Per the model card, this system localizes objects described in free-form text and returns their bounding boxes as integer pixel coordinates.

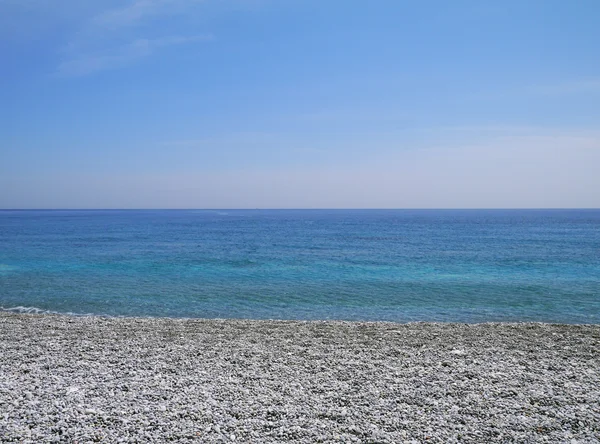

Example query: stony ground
[0,313,599,443]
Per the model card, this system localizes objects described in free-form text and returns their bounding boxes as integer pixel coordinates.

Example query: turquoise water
[1,209,599,323]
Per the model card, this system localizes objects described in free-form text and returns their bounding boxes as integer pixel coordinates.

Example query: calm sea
[0,210,599,323]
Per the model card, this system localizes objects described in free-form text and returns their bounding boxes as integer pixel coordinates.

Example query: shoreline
[1,313,599,442]
[2,307,598,326]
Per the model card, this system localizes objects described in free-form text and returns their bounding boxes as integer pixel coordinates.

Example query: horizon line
[1,208,599,211]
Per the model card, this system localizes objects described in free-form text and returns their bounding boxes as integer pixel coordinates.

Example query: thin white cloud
[51,0,214,76]
[57,34,212,76]
[92,0,203,29]
[467,78,600,102]
[530,79,600,96]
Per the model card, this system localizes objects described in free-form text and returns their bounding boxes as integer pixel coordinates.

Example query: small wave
[0,306,214,321]
[0,306,94,317]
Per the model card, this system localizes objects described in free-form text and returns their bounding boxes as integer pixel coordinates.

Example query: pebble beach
[1,313,599,443]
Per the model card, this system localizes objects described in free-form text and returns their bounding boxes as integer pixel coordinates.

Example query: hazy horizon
[2,208,599,211]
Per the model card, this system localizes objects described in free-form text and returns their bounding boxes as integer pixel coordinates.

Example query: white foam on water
[0,306,94,317]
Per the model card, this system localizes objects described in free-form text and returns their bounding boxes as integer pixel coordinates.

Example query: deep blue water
[1,209,599,323]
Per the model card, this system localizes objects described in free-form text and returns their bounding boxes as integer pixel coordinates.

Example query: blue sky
[1,0,599,208]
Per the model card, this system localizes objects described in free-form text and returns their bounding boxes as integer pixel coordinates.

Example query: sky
[1,0,599,209]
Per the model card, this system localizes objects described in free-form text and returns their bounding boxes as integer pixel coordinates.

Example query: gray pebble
[0,313,599,443]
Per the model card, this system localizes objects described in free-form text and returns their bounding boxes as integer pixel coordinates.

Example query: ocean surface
[1,209,599,323]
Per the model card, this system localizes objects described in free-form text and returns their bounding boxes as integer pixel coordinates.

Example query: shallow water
[1,209,599,323]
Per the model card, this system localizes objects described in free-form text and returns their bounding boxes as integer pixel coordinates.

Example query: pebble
[0,313,599,443]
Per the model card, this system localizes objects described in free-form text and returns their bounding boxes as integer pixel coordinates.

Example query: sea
[0,209,599,323]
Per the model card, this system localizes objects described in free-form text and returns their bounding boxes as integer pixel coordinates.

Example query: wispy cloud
[52,0,214,76]
[529,78,600,96]
[57,34,212,76]
[467,78,600,103]
[92,0,204,29]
